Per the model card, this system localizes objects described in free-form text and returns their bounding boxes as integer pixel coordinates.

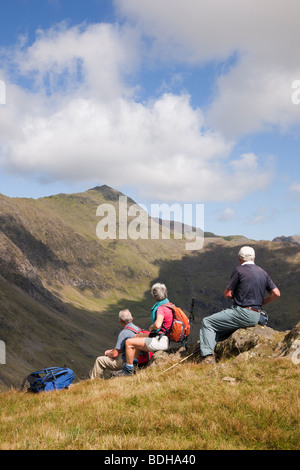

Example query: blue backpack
[21,367,75,393]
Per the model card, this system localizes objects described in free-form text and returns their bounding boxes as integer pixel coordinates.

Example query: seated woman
[121,283,173,376]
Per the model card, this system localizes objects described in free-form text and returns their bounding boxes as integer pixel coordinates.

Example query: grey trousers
[200,305,260,357]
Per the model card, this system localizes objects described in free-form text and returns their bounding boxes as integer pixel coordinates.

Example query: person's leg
[144,335,169,353]
[200,308,232,357]
[200,306,259,357]
[90,354,124,379]
[122,335,170,375]
[125,336,148,365]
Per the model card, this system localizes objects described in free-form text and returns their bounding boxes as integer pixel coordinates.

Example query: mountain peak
[88,185,137,204]
[88,185,125,202]
[272,235,300,245]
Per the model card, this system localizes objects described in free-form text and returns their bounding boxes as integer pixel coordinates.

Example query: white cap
[238,246,255,261]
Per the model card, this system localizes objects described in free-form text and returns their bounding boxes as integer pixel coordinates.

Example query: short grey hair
[238,246,255,262]
[151,283,168,301]
[119,309,133,323]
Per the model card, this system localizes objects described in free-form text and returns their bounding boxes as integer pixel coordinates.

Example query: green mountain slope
[0,186,299,390]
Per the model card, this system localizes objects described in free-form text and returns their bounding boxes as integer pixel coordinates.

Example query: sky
[0,0,300,241]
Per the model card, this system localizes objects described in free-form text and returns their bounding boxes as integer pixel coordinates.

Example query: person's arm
[224,268,239,300]
[224,288,233,299]
[105,348,120,358]
[149,314,164,332]
[262,287,280,306]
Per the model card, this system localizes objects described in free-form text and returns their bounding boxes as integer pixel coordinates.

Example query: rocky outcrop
[149,322,300,367]
[275,322,300,362]
[215,324,283,360]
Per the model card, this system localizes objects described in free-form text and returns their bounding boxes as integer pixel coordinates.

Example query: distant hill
[272,235,300,245]
[0,186,299,390]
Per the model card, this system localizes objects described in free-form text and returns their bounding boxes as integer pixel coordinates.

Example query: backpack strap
[155,302,175,336]
[163,302,175,310]
[124,326,142,334]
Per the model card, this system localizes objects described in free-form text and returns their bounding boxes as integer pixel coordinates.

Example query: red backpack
[125,326,153,366]
[164,303,190,342]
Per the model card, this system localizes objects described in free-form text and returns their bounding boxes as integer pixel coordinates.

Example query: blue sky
[0,0,300,241]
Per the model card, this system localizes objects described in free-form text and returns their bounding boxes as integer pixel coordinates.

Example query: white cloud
[208,58,300,138]
[1,86,274,202]
[248,206,278,226]
[11,21,140,101]
[249,208,267,225]
[216,207,235,222]
[116,0,300,138]
[289,183,300,197]
[117,0,299,65]
[0,19,274,203]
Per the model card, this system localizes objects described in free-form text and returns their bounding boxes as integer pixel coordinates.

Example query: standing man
[199,246,280,364]
[90,309,141,379]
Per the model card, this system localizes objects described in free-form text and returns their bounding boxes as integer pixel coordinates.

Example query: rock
[215,324,280,360]
[149,350,170,366]
[222,376,236,385]
[277,322,300,360]
[231,350,258,363]
[145,323,299,370]
[148,343,201,369]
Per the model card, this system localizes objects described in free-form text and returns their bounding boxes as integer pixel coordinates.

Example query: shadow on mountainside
[0,277,118,390]
[0,215,67,312]
[102,241,300,333]
[0,214,68,270]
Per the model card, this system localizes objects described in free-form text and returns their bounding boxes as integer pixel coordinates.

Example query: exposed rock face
[149,323,300,367]
[215,324,282,360]
[276,322,300,362]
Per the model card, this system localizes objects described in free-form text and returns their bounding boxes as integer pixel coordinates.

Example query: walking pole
[160,347,200,375]
[189,297,195,325]
[182,297,196,350]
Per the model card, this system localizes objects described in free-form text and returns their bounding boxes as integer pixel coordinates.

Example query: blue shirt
[115,322,141,361]
[227,263,277,309]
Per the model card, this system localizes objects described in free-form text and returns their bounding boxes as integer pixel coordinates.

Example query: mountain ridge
[272,234,300,245]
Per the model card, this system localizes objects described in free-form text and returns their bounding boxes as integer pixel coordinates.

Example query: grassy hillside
[0,357,299,450]
[0,186,299,391]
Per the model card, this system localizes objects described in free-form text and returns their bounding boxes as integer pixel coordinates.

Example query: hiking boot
[110,370,131,378]
[109,370,123,378]
[110,362,139,378]
[198,355,216,365]
[110,370,128,378]
[112,364,134,377]
[117,369,133,377]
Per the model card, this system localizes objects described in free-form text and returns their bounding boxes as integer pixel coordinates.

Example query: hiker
[89,309,141,379]
[120,283,173,376]
[199,246,280,364]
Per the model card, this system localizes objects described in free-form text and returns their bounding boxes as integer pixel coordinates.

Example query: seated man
[90,309,141,379]
[199,246,280,364]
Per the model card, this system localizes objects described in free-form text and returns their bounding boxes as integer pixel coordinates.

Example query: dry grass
[0,356,299,450]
